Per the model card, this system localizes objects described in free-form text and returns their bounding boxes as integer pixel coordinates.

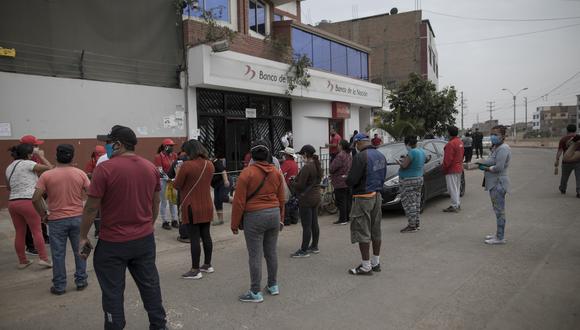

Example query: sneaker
[177,236,190,243]
[212,220,224,226]
[181,269,202,279]
[307,247,320,254]
[265,285,279,296]
[348,265,373,275]
[17,260,33,269]
[38,259,53,268]
[291,249,310,258]
[200,264,214,273]
[485,237,506,245]
[333,220,345,225]
[443,206,460,213]
[171,220,179,228]
[400,225,419,233]
[162,222,171,230]
[371,264,381,272]
[416,225,421,231]
[25,248,39,256]
[577,193,580,199]
[559,189,565,194]
[485,234,496,240]
[76,281,88,291]
[50,287,65,296]
[239,290,264,303]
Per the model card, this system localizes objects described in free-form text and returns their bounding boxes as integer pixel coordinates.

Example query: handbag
[165,180,177,205]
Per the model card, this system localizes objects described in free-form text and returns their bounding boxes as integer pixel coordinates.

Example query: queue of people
[5,122,547,329]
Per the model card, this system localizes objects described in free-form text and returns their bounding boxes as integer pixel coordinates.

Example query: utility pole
[487,101,495,134]
[460,92,464,131]
[524,96,528,134]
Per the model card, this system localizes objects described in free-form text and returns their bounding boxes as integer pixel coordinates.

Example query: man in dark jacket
[346,133,387,275]
[473,128,484,159]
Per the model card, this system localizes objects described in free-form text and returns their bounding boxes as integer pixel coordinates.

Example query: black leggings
[188,223,213,269]
[299,206,319,251]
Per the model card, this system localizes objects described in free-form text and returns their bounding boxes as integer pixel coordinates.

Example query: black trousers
[474,144,483,158]
[299,206,319,251]
[94,234,166,330]
[26,223,49,248]
[464,147,473,163]
[188,223,212,269]
[334,188,352,223]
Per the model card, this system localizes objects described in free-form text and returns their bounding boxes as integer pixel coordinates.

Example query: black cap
[97,125,138,146]
[297,144,316,155]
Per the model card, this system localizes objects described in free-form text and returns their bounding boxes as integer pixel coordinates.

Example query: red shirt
[154,152,178,173]
[36,167,90,220]
[329,133,342,154]
[371,137,382,146]
[88,154,160,242]
[442,137,465,174]
[280,158,299,185]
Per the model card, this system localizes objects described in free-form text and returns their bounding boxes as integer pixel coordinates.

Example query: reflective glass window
[292,28,313,61]
[347,48,361,79]
[361,52,368,80]
[249,0,266,35]
[185,0,230,22]
[274,14,283,22]
[312,35,331,71]
[331,42,347,75]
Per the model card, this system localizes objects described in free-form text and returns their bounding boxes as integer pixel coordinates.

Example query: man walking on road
[473,128,484,159]
[33,144,90,295]
[346,133,387,275]
[555,124,580,198]
[442,126,464,213]
[79,125,167,330]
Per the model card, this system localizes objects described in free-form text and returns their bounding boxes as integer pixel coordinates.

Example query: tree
[376,73,458,139]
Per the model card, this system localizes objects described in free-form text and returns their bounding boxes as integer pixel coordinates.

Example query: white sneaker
[485,237,506,245]
[38,259,53,268]
[485,234,495,240]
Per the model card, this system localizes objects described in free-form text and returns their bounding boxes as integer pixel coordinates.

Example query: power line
[528,70,580,103]
[438,22,580,45]
[423,9,580,22]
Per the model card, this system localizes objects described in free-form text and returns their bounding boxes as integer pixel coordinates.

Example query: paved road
[0,148,579,330]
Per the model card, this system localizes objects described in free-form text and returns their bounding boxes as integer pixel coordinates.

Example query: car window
[378,144,407,163]
[433,141,445,155]
[422,142,439,158]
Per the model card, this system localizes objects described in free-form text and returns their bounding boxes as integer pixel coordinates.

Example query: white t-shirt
[5,160,38,200]
[96,154,109,166]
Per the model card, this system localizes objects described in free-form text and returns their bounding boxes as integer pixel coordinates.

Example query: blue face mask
[105,143,115,158]
[490,135,501,145]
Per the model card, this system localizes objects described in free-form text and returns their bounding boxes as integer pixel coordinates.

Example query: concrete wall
[0,72,186,139]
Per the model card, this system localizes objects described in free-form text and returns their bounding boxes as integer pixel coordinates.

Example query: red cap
[95,145,106,154]
[162,138,175,146]
[20,135,44,145]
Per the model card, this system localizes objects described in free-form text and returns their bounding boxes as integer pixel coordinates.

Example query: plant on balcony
[285,55,312,96]
[263,34,292,61]
[175,0,236,44]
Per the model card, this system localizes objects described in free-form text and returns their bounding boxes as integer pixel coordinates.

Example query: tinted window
[274,14,283,22]
[378,144,407,163]
[422,143,438,158]
[361,53,368,80]
[432,141,445,155]
[249,0,266,35]
[292,28,313,61]
[347,48,361,79]
[331,42,347,75]
[186,0,230,22]
[312,35,331,71]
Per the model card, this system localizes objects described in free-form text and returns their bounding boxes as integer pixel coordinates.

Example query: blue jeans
[159,179,177,222]
[47,216,87,291]
[489,185,507,240]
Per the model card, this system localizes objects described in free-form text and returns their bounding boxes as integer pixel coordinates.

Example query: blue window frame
[249,0,266,35]
[185,0,230,23]
[290,27,368,80]
[312,35,331,71]
[331,42,347,76]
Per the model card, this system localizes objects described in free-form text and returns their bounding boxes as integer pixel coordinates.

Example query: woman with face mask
[476,125,512,245]
[397,135,428,233]
[154,139,179,230]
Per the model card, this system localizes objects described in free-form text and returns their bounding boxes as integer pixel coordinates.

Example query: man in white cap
[280,147,299,225]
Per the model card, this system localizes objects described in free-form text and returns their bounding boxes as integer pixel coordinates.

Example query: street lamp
[502,87,528,142]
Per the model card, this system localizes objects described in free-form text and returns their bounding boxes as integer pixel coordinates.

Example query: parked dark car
[377,139,465,211]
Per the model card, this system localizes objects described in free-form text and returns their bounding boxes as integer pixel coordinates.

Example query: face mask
[490,135,501,145]
[165,147,173,154]
[33,146,39,153]
[105,143,115,158]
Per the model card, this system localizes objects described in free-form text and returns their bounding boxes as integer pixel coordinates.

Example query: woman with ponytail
[291,145,322,258]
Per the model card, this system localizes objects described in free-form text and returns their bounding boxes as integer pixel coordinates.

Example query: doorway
[225,118,251,172]
[328,119,345,140]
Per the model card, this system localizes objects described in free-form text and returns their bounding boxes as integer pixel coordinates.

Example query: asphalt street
[0,148,579,330]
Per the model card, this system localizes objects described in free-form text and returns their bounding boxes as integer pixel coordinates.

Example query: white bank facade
[186,44,383,170]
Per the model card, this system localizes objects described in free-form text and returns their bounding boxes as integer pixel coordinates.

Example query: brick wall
[183,19,291,63]
[318,11,423,88]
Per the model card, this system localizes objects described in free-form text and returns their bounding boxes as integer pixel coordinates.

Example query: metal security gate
[197,88,292,172]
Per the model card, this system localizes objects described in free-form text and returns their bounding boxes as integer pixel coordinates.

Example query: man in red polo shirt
[79,125,166,330]
[442,126,464,212]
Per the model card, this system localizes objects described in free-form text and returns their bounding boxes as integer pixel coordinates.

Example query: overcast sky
[301,0,580,129]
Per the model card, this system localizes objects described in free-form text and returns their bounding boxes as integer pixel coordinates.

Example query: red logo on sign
[244,65,256,80]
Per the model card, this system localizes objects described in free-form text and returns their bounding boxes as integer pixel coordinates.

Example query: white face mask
[33,147,39,153]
